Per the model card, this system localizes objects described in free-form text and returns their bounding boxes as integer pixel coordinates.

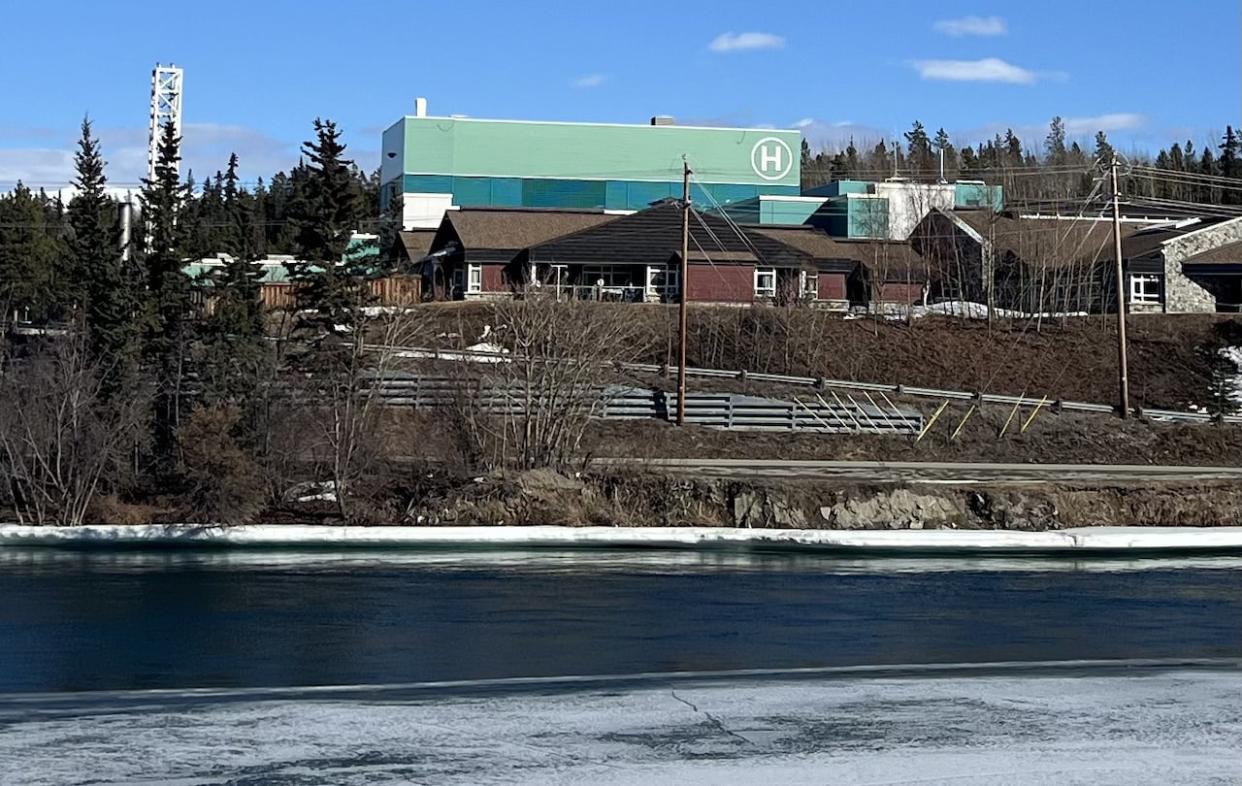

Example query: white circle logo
[751,137,794,181]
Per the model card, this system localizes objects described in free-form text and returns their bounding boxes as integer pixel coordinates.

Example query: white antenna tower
[147,63,184,183]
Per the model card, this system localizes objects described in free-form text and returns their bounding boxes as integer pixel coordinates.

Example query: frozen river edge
[3,524,1242,552]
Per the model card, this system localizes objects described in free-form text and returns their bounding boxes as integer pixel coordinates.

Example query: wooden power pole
[677,158,691,426]
[1110,155,1131,418]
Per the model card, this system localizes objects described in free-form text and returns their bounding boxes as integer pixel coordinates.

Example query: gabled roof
[943,210,1140,268]
[749,226,878,272]
[826,239,927,281]
[530,202,794,267]
[434,207,615,262]
[398,229,436,261]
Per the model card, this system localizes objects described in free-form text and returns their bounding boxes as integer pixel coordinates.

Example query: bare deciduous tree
[451,297,652,472]
[291,302,428,521]
[0,334,142,525]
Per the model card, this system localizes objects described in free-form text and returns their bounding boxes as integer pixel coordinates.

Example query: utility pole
[677,158,691,426]
[1110,155,1131,418]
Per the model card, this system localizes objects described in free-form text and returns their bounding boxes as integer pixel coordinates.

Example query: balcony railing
[538,284,676,303]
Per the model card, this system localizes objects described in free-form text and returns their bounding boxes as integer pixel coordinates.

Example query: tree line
[800,117,1242,207]
[0,117,406,526]
[0,122,384,325]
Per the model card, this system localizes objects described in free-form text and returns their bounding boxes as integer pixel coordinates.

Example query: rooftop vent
[650,115,676,126]
[414,97,428,118]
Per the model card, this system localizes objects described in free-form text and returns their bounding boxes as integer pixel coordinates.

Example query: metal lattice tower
[147,63,184,183]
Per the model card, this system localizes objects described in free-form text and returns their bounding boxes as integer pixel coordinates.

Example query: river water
[0,548,1239,784]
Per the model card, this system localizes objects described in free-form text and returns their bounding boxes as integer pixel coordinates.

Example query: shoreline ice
[2,524,1242,553]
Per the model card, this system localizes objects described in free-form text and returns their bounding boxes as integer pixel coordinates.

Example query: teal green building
[381,105,801,228]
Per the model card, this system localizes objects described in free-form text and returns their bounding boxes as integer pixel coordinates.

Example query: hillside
[416,303,1242,412]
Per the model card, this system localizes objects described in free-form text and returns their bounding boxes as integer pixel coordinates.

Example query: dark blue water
[0,549,1239,693]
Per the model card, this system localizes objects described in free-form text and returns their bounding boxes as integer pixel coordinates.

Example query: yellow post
[1020,396,1050,434]
[949,404,977,442]
[998,394,1025,439]
[916,400,949,443]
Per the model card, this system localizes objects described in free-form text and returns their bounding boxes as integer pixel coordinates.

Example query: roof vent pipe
[415,97,428,118]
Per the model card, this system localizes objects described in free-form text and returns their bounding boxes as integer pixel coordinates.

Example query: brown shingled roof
[443,208,615,255]
[398,229,436,260]
[950,211,1135,267]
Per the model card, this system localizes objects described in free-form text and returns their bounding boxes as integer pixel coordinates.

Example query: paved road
[598,459,1242,484]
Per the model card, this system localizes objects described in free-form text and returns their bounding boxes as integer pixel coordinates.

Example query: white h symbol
[751,137,793,181]
[758,144,783,173]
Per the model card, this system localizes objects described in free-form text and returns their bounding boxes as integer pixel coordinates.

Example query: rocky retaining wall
[404,470,1242,530]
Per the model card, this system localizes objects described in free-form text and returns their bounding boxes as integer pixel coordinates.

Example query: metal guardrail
[375,345,1242,425]
[364,375,923,435]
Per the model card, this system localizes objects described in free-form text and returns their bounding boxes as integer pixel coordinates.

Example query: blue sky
[0,0,1237,188]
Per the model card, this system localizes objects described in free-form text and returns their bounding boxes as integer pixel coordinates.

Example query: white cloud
[933,16,1007,37]
[572,73,607,88]
[792,118,815,128]
[0,148,75,187]
[1064,113,1145,134]
[794,120,892,150]
[911,57,1037,84]
[0,122,320,189]
[708,32,785,53]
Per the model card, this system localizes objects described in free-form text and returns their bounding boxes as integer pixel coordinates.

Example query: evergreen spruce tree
[139,121,193,467]
[287,118,369,333]
[959,146,979,176]
[903,120,934,180]
[1200,148,1220,203]
[1003,130,1023,167]
[1184,141,1199,200]
[844,138,860,178]
[376,181,406,275]
[200,152,270,413]
[933,127,957,180]
[866,139,892,177]
[1093,131,1115,165]
[1219,127,1240,204]
[68,118,138,394]
[0,183,61,322]
[1044,117,1068,165]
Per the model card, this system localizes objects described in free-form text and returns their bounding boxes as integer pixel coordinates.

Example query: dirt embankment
[396,469,1241,531]
[417,302,1242,411]
[578,413,1242,467]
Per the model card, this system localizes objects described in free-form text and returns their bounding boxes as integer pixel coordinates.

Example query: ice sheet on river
[3,524,1242,553]
[2,668,1239,785]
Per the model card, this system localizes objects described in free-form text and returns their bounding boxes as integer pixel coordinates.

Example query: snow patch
[1219,346,1242,408]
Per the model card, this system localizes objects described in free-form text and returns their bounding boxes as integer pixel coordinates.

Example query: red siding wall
[877,282,924,304]
[482,263,507,292]
[688,262,754,304]
[817,273,847,301]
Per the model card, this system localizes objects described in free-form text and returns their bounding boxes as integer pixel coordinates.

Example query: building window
[647,265,679,297]
[754,267,777,298]
[582,266,633,287]
[467,263,482,293]
[1130,274,1161,304]
[800,270,819,299]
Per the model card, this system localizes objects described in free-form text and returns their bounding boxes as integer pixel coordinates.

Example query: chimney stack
[415,97,428,118]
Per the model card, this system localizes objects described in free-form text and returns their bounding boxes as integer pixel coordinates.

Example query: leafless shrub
[290,307,429,521]
[450,297,654,471]
[0,335,142,525]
